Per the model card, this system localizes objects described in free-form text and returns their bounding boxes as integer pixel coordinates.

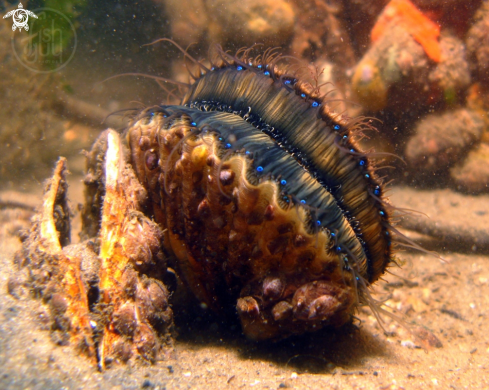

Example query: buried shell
[120,44,395,341]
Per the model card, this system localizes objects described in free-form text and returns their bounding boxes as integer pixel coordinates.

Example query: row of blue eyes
[187,82,382,218]
[151,98,387,244]
[204,136,385,228]
[233,64,328,111]
[157,122,379,197]
[195,127,379,193]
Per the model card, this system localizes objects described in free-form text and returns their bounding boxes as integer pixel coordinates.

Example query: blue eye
[336,246,342,252]
[300,200,306,204]
[237,66,243,71]
[316,220,321,226]
[374,188,380,195]
[245,150,251,155]
[301,93,306,98]
[379,211,385,216]
[280,179,287,185]
[225,143,232,149]
[343,135,348,139]
[284,80,291,85]
[331,232,335,237]
[191,122,197,126]
[150,112,155,117]
[334,125,341,130]
[312,101,319,107]
[257,64,262,69]
[365,174,370,178]
[264,71,270,76]
[218,137,223,141]
[359,160,365,166]
[256,166,264,172]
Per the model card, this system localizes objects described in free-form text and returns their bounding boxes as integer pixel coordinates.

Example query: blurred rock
[467,1,489,86]
[349,0,475,114]
[290,0,356,85]
[428,34,471,105]
[158,0,208,48]
[352,23,429,112]
[371,0,441,62]
[466,83,489,142]
[405,109,484,172]
[206,0,295,48]
[450,143,489,193]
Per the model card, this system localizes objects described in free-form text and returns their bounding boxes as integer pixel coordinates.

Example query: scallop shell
[124,46,393,340]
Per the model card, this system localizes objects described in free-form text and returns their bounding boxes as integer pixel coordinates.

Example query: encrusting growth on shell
[14,158,96,358]
[14,131,174,367]
[96,130,172,368]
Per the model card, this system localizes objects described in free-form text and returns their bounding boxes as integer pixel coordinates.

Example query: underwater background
[0,0,489,389]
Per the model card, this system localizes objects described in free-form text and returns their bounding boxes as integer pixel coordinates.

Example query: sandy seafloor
[0,171,488,389]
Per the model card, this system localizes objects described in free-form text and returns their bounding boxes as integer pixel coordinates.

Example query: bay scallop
[122,44,395,340]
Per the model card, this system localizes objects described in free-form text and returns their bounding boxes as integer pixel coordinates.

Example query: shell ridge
[159,106,369,277]
[183,87,388,282]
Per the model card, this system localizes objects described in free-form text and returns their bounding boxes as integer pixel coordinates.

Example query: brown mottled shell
[125,50,392,340]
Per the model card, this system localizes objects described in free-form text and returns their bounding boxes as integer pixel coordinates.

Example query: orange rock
[371,0,441,62]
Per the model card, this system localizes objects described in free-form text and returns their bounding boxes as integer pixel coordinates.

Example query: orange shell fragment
[371,0,441,62]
